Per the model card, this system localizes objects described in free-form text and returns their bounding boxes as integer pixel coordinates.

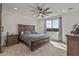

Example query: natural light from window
[46,20,52,28]
[53,19,59,28]
[46,18,59,29]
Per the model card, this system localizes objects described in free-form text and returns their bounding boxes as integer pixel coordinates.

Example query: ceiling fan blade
[43,12,52,15]
[45,12,52,13]
[43,8,50,12]
[45,14,49,16]
[36,3,42,11]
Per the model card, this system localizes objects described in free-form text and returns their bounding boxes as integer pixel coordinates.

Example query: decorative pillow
[24,31,31,34]
[31,31,38,34]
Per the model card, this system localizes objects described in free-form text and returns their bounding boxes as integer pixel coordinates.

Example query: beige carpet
[50,41,67,50]
[0,41,67,56]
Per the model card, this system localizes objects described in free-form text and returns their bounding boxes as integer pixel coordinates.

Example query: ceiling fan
[30,3,52,17]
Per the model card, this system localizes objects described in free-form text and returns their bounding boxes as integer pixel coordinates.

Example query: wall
[62,10,79,43]
[2,6,79,45]
[38,10,79,43]
[47,32,59,41]
[1,9,39,46]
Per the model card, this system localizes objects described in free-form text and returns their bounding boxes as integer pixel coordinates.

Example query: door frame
[0,3,2,53]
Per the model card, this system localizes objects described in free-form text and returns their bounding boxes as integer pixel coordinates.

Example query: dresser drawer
[66,34,79,56]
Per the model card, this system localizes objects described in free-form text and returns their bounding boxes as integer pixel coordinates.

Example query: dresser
[66,34,79,56]
[6,34,19,46]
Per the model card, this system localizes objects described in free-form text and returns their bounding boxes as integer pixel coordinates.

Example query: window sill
[46,28,59,32]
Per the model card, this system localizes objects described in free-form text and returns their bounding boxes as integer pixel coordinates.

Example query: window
[53,18,59,29]
[46,18,59,31]
[46,20,53,28]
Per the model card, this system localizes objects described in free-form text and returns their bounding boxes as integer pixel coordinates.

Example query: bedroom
[0,3,79,56]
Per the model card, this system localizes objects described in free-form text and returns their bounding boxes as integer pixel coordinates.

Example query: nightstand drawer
[6,34,19,46]
[8,36,18,39]
[7,39,18,43]
[8,37,18,40]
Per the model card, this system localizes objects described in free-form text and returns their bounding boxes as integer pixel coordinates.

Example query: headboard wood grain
[18,24,35,35]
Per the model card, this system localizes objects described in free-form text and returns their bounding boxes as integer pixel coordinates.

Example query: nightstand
[5,34,19,47]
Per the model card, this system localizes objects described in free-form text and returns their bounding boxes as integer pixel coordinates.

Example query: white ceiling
[2,3,79,18]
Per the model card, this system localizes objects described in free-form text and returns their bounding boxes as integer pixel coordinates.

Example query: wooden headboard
[18,24,35,35]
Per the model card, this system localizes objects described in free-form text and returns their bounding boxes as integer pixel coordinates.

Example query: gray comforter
[21,33,49,46]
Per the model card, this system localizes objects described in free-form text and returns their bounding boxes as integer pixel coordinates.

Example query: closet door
[0,4,2,53]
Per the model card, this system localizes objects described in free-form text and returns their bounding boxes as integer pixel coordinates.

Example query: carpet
[0,41,67,56]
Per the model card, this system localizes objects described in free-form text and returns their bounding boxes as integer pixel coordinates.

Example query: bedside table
[5,34,19,47]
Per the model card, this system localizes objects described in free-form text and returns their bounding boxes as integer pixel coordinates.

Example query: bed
[18,24,49,51]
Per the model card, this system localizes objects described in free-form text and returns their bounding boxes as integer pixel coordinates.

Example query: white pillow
[21,31,24,35]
